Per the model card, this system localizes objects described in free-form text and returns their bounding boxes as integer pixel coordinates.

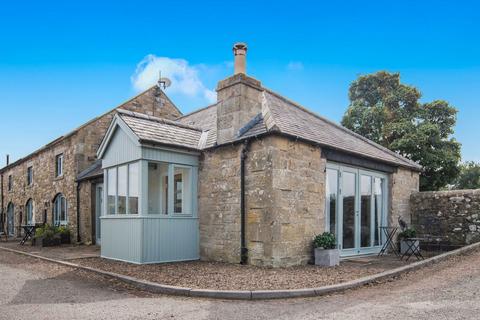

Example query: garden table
[400,237,425,261]
[378,226,399,257]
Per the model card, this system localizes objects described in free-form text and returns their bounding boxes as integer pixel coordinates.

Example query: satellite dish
[157,70,172,90]
[158,77,172,89]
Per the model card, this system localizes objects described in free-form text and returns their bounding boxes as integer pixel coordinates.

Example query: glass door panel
[326,169,338,239]
[373,177,384,246]
[342,171,356,250]
[360,175,372,248]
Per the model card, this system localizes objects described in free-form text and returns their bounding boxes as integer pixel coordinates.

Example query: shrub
[398,228,416,239]
[313,232,337,249]
[57,226,70,235]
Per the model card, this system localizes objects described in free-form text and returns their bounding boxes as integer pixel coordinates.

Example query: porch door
[326,163,387,256]
[95,184,103,244]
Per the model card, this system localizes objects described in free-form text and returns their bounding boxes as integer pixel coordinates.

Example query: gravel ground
[74,257,392,290]
[2,247,480,319]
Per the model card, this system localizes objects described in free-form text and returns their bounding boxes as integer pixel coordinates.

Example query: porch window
[148,162,169,214]
[53,194,68,225]
[107,168,116,215]
[174,166,192,214]
[106,162,139,215]
[148,162,193,215]
[117,165,127,214]
[128,163,139,214]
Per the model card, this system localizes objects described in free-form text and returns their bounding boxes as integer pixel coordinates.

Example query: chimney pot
[233,42,247,75]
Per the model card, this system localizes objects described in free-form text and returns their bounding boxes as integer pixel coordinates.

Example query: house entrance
[326,163,388,256]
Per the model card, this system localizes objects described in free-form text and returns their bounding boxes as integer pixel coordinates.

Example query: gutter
[240,139,250,264]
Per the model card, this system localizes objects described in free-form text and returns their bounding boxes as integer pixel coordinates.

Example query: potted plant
[313,232,340,267]
[398,228,419,254]
[34,224,61,247]
[57,225,71,244]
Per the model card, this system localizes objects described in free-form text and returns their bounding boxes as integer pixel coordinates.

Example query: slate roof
[77,159,103,181]
[177,88,421,170]
[117,109,206,151]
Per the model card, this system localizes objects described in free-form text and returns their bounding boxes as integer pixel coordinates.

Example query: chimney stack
[233,42,247,75]
[6,155,9,166]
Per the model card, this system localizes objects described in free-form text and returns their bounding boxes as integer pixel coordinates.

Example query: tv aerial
[157,71,172,90]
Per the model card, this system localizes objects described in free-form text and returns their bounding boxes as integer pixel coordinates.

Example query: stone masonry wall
[246,136,325,267]
[411,189,480,245]
[198,144,242,263]
[0,86,182,241]
[390,167,420,227]
[198,135,325,267]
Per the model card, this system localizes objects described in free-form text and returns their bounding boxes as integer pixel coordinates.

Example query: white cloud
[286,61,304,71]
[131,54,217,103]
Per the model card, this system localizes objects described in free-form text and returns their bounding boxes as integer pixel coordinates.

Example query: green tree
[454,162,480,190]
[341,71,461,191]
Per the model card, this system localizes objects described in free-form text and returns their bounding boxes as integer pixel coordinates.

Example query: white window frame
[106,161,140,215]
[25,199,34,225]
[55,154,64,177]
[53,194,68,226]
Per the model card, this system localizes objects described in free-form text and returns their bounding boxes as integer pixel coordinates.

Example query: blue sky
[0,0,479,163]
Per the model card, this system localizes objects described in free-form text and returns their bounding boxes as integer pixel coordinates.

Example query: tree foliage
[454,162,480,190]
[341,71,461,191]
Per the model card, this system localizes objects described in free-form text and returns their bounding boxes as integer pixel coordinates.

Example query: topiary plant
[313,232,337,250]
[398,228,416,240]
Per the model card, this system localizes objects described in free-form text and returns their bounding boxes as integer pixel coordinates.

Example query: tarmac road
[1,248,479,320]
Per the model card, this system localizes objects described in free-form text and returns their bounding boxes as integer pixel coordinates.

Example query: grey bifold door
[325,163,388,256]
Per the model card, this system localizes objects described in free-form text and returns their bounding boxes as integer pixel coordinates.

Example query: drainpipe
[240,140,250,264]
[1,172,3,232]
[76,182,81,243]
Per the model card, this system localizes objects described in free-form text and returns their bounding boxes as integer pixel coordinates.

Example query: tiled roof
[118,109,205,151]
[77,159,103,181]
[178,104,218,148]
[176,89,421,170]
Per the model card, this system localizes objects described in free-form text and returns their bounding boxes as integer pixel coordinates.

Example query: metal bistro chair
[378,226,399,257]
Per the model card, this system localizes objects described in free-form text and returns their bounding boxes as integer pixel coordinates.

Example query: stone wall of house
[246,136,325,267]
[0,86,181,241]
[198,135,325,267]
[390,167,420,227]
[198,144,242,263]
[410,189,480,245]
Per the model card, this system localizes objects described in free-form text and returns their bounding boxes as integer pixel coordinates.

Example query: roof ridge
[176,102,218,120]
[117,109,204,132]
[263,88,421,169]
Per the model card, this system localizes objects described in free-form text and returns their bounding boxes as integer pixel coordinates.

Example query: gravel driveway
[1,248,480,320]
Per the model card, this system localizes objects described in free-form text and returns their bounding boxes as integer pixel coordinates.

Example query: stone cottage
[0,86,182,243]
[96,43,421,267]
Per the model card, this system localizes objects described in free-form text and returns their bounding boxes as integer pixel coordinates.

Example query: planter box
[314,248,340,267]
[34,236,61,247]
[60,233,71,244]
[400,239,420,255]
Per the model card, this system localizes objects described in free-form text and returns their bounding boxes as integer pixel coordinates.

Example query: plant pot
[314,248,340,267]
[400,239,420,254]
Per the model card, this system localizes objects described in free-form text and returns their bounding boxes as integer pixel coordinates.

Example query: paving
[1,247,480,319]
